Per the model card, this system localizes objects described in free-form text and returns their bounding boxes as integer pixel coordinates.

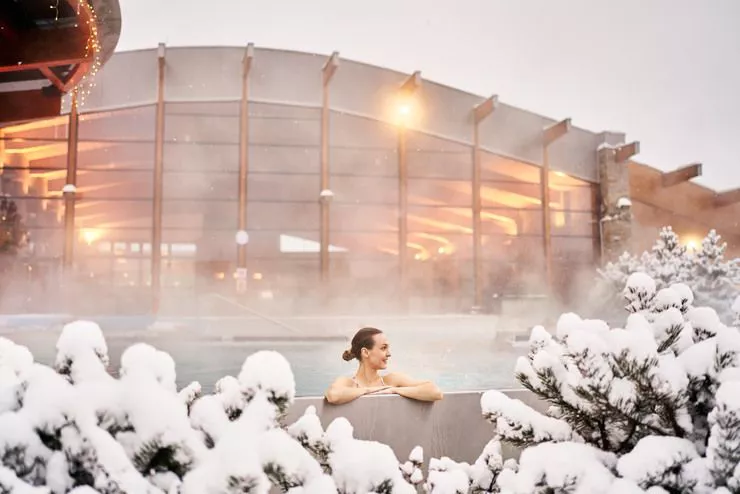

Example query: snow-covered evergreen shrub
[600,227,740,322]
[464,272,740,493]
[0,320,419,494]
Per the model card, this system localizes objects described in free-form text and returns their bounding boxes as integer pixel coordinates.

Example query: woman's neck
[356,362,380,385]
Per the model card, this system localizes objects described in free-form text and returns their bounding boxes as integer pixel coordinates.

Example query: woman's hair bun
[342,348,354,361]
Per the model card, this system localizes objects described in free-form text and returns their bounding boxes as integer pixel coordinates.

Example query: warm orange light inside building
[684,237,701,251]
[388,94,420,127]
[80,229,102,245]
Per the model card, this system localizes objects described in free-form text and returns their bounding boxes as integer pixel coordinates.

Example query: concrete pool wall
[285,388,543,466]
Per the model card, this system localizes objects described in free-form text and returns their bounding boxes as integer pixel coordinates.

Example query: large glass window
[1,118,71,313]
[547,170,599,304]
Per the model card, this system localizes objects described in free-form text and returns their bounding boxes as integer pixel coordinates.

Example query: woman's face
[362,333,391,370]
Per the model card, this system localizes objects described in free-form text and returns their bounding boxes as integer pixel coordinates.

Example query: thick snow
[287,405,326,449]
[481,390,575,443]
[671,283,694,307]
[409,445,423,464]
[55,320,108,370]
[626,272,657,295]
[617,436,700,487]
[654,287,682,312]
[425,468,469,493]
[497,442,625,493]
[651,308,693,352]
[0,337,33,376]
[687,307,723,340]
[119,342,177,392]
[706,381,740,485]
[326,418,414,493]
[238,350,296,406]
[678,338,718,379]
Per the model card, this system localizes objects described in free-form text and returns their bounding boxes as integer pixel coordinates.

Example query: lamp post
[237,44,254,285]
[471,95,497,311]
[320,52,339,288]
[541,118,571,292]
[396,71,421,308]
[235,229,249,294]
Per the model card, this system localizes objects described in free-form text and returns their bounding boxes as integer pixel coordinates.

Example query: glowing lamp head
[235,230,249,246]
[81,229,100,245]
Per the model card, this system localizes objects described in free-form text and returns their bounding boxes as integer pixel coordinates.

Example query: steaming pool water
[4,329,526,396]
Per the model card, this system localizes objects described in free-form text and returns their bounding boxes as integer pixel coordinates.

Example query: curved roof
[60,45,626,183]
[0,0,121,123]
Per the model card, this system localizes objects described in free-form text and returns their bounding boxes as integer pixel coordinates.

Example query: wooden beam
[473,95,498,123]
[322,51,339,85]
[62,92,79,270]
[237,42,253,278]
[544,118,571,145]
[243,43,254,74]
[39,67,66,92]
[60,61,92,92]
[661,163,702,188]
[320,50,338,285]
[400,70,421,94]
[615,141,640,163]
[472,95,496,309]
[715,188,740,209]
[151,43,166,314]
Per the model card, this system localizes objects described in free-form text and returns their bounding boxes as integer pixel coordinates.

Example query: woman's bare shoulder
[329,375,355,387]
[384,372,433,387]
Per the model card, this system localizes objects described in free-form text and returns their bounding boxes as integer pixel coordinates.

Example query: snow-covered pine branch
[489,273,740,493]
[600,227,740,323]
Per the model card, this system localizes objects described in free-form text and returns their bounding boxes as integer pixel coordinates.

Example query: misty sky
[116,0,740,191]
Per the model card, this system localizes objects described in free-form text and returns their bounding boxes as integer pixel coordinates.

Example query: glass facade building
[0,46,620,316]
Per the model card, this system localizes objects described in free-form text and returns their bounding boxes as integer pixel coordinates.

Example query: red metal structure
[0,0,121,123]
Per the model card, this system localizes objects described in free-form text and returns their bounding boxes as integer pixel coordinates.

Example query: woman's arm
[324,377,390,405]
[384,373,444,402]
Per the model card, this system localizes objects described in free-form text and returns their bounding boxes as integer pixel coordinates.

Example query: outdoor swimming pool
[4,324,526,396]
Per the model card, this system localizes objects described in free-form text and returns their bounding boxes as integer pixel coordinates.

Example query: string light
[50,0,60,21]
[48,0,102,108]
[74,0,103,108]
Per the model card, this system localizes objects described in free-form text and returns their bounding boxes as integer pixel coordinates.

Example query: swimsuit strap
[352,375,386,387]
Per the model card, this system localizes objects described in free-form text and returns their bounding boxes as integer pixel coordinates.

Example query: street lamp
[235,230,249,246]
[235,230,249,294]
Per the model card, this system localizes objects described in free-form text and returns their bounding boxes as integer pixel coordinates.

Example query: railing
[284,389,543,466]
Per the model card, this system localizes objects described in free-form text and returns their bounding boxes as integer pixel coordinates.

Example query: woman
[324,327,443,405]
